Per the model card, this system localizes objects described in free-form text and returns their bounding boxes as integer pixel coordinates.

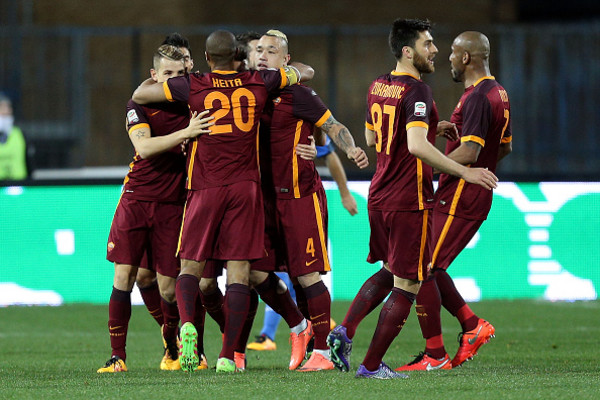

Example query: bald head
[453,31,490,60]
[205,30,237,66]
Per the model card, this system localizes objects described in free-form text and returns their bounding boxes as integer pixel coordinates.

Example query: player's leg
[296,272,333,371]
[193,292,208,369]
[217,260,252,372]
[136,260,163,327]
[152,273,179,371]
[357,210,429,377]
[199,274,225,334]
[429,211,494,367]
[329,209,390,372]
[98,262,137,373]
[176,258,206,372]
[233,288,258,371]
[250,270,309,369]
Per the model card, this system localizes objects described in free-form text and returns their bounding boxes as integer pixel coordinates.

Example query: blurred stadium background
[1,0,599,305]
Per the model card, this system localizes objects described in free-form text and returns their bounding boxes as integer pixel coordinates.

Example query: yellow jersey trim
[315,110,332,128]
[418,209,429,281]
[128,123,150,134]
[501,135,512,144]
[292,121,303,198]
[461,135,485,147]
[312,192,331,272]
[407,121,428,130]
[365,121,374,131]
[472,76,495,87]
[391,71,420,80]
[163,81,174,102]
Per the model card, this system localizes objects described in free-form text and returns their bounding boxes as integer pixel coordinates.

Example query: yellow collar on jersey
[391,71,420,80]
[472,76,495,87]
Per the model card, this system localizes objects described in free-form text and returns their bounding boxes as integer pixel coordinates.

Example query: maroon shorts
[367,208,431,281]
[429,209,483,270]
[178,181,265,262]
[277,187,330,278]
[107,197,183,278]
[251,193,286,272]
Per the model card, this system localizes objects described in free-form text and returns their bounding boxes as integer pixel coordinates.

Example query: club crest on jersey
[127,109,139,124]
[414,102,426,117]
[273,97,281,105]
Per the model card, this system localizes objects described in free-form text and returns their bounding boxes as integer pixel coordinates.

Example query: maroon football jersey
[165,68,287,190]
[435,76,512,220]
[260,84,330,199]
[366,72,438,211]
[123,99,189,202]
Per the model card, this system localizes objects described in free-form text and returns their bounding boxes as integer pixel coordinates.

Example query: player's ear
[284,53,291,65]
[402,46,413,60]
[150,69,158,82]
[463,51,471,65]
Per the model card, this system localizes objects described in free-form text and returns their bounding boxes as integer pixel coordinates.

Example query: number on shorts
[306,237,315,258]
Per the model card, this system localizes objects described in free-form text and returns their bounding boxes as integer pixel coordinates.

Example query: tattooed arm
[319,114,369,169]
[129,111,213,159]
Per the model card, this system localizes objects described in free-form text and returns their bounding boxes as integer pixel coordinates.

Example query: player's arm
[319,114,368,169]
[325,151,358,216]
[406,125,498,190]
[497,141,512,162]
[437,120,459,141]
[446,140,482,165]
[365,126,376,147]
[132,78,170,104]
[286,62,314,84]
[129,111,213,159]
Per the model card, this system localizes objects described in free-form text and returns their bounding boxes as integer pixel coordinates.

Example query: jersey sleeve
[460,92,491,147]
[292,86,331,127]
[259,68,287,94]
[126,100,149,134]
[403,82,434,131]
[164,75,191,102]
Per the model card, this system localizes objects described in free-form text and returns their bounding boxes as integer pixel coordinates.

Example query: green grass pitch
[1,300,599,399]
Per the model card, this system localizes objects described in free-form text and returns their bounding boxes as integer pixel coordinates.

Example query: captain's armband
[283,65,301,86]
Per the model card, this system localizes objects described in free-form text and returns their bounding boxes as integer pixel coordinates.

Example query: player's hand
[184,110,214,139]
[341,193,358,216]
[437,120,459,141]
[296,135,317,160]
[462,167,498,190]
[348,147,369,169]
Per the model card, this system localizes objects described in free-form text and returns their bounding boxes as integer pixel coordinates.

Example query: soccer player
[327,19,498,379]
[396,31,511,371]
[98,44,214,373]
[132,30,314,372]
[132,32,196,338]
[250,29,368,372]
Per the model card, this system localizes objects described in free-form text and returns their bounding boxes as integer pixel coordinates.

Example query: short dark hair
[235,31,261,62]
[389,18,432,60]
[162,32,191,56]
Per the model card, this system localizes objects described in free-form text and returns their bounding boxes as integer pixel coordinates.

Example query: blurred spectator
[0,93,27,180]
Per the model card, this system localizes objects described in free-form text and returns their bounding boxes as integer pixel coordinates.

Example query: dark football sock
[108,287,131,361]
[303,281,331,350]
[236,289,259,353]
[175,274,199,325]
[200,287,226,333]
[416,275,446,357]
[219,283,251,360]
[139,281,164,327]
[255,273,303,328]
[342,267,393,339]
[434,269,478,331]
[362,287,415,371]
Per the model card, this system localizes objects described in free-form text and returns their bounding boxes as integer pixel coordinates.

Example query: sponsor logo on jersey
[414,102,426,117]
[127,109,139,124]
[107,242,115,252]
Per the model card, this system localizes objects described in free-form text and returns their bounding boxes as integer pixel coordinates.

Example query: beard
[413,51,434,74]
[451,66,463,82]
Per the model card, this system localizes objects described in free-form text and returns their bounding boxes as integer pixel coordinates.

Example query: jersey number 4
[204,88,257,135]
[371,103,396,155]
